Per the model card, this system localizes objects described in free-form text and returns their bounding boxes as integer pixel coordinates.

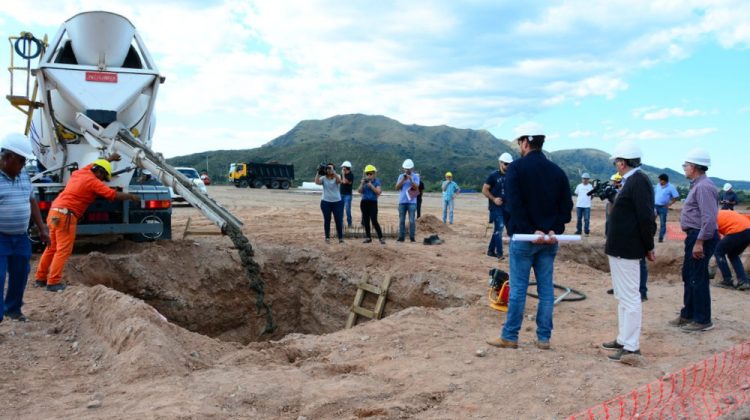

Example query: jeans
[416,195,423,219]
[655,205,668,241]
[680,229,718,324]
[342,194,353,227]
[398,203,417,240]
[501,240,559,343]
[442,199,455,224]
[639,258,648,298]
[487,211,504,256]
[0,233,32,320]
[575,207,590,234]
[320,200,344,239]
[714,229,750,285]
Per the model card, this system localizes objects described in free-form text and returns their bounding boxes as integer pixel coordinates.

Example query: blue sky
[1,1,748,180]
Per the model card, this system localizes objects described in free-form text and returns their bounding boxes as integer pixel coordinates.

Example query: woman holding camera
[358,164,385,244]
[315,163,344,243]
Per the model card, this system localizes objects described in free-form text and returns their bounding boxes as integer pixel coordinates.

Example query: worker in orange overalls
[34,154,140,292]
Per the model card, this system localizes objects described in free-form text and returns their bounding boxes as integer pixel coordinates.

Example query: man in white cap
[671,148,718,332]
[719,183,737,210]
[601,141,656,363]
[482,152,513,259]
[395,159,420,242]
[0,133,50,322]
[574,173,594,236]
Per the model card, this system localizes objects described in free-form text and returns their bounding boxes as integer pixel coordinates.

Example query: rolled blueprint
[511,234,581,243]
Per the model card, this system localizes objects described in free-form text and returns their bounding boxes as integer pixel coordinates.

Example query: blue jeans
[680,229,718,324]
[487,211,504,256]
[639,258,648,298]
[342,194,353,227]
[714,229,750,285]
[0,233,32,320]
[655,205,668,241]
[398,203,416,240]
[501,240,559,343]
[320,200,344,239]
[442,199,455,224]
[576,207,590,234]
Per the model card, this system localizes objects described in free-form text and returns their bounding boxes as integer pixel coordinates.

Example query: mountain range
[167,114,748,194]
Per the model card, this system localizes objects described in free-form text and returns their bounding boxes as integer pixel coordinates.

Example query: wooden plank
[351,305,376,319]
[182,216,192,240]
[345,288,365,328]
[373,275,392,319]
[358,282,381,295]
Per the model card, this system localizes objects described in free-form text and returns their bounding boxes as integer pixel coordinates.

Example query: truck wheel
[271,180,280,189]
[239,180,249,188]
[281,181,290,189]
[253,180,264,189]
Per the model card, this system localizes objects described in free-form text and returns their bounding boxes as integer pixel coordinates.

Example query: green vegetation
[167,114,748,194]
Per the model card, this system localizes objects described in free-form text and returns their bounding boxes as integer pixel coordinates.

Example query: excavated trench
[66,240,469,344]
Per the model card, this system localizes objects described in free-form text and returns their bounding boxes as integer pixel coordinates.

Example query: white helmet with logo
[610,141,642,160]
[1,133,34,159]
[498,152,513,163]
[341,161,352,168]
[402,159,414,169]
[685,148,711,168]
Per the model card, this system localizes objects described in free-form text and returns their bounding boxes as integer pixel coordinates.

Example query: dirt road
[1,186,748,418]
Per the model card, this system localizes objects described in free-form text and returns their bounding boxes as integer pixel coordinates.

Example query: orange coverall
[35,164,116,286]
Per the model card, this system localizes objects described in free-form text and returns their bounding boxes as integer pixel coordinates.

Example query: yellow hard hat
[364,164,377,173]
[610,173,623,182]
[445,171,453,177]
[92,159,112,180]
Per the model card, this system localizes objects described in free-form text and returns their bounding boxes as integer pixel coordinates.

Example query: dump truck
[229,162,294,189]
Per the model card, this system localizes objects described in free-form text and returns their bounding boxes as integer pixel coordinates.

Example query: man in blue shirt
[719,183,738,210]
[482,153,513,259]
[441,172,460,224]
[486,135,572,350]
[654,173,680,243]
[0,134,49,322]
[395,159,420,242]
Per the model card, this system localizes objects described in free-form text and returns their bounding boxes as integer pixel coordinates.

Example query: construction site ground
[1,186,749,419]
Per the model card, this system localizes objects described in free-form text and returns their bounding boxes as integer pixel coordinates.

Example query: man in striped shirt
[0,134,49,322]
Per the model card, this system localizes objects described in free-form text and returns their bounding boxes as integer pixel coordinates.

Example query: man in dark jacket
[486,134,572,350]
[601,141,656,363]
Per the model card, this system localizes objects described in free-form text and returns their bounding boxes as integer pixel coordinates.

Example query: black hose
[15,34,42,59]
[527,282,587,302]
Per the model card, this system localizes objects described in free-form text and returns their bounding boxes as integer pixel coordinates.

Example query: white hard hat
[685,148,711,168]
[723,183,732,191]
[498,152,513,163]
[581,172,590,179]
[0,133,34,160]
[402,158,414,169]
[610,141,642,160]
[341,161,352,168]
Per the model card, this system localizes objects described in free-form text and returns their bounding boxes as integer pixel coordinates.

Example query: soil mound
[416,214,453,235]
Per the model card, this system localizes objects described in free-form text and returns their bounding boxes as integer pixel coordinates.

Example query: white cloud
[513,121,545,137]
[641,107,706,120]
[604,127,717,141]
[569,130,594,138]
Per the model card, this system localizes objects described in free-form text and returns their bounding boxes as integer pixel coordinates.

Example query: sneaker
[715,281,736,289]
[574,231,582,235]
[5,312,28,322]
[486,337,518,349]
[325,238,331,244]
[409,238,416,243]
[487,251,498,258]
[641,295,648,302]
[608,348,641,361]
[739,283,750,291]
[396,238,405,243]
[680,322,714,333]
[535,341,551,350]
[601,340,624,350]
[34,280,46,288]
[606,288,614,295]
[46,283,67,292]
[338,239,344,244]
[363,238,372,243]
[668,316,690,327]
[585,233,590,237]
[379,238,386,245]
[658,238,664,243]
[497,255,506,261]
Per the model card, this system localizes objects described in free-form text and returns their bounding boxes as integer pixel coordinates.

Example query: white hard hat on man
[1,133,34,159]
[685,148,711,168]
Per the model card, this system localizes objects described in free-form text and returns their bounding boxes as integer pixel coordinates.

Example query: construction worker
[671,148,718,332]
[482,152,513,259]
[1,134,50,322]
[602,141,656,363]
[358,164,385,244]
[719,183,738,210]
[713,210,750,290]
[395,159,419,242]
[654,173,680,243]
[441,172,460,224]
[34,153,140,292]
[574,173,593,236]
[340,161,354,228]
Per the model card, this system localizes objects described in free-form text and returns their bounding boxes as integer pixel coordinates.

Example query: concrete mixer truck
[6,11,241,243]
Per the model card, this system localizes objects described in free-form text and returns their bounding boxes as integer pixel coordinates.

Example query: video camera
[317,163,328,176]
[587,179,618,202]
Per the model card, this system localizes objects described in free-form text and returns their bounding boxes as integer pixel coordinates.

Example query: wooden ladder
[345,274,392,329]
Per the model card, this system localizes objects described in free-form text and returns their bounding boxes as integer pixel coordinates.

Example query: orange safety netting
[569,342,750,419]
